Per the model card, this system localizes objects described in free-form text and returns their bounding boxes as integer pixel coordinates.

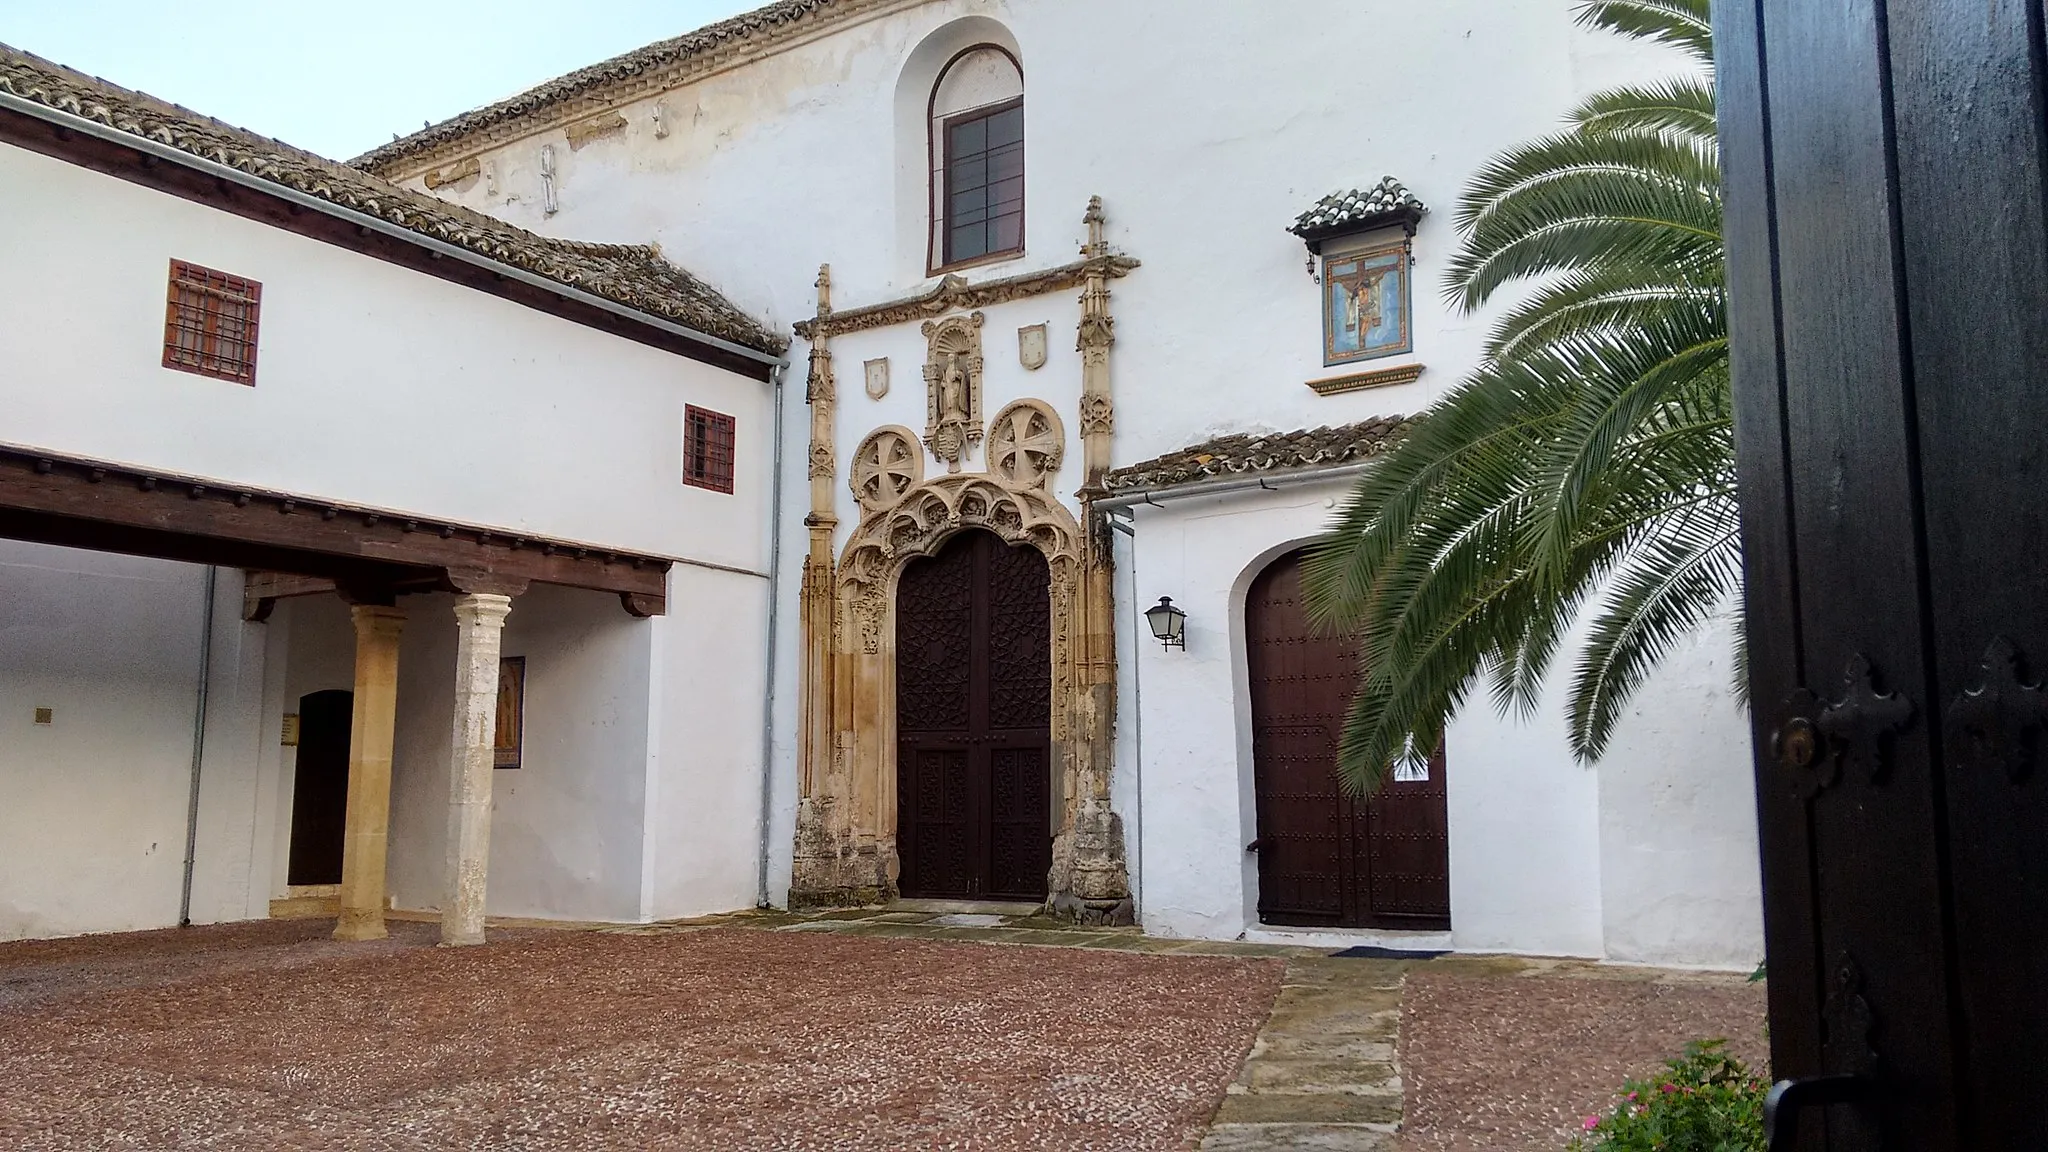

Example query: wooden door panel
[1363,748,1450,924]
[1883,3,2048,1142]
[896,530,1052,901]
[1248,549,1450,929]
[1253,722,1347,922]
[903,746,973,898]
[987,744,1051,900]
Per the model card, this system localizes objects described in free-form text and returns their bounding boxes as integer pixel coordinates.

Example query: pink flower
[1583,1115,1601,1131]
[1661,1083,1679,1094]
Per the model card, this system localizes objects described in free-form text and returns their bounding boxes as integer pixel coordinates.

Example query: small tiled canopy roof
[353,0,842,174]
[0,44,786,356]
[1102,417,1410,493]
[1289,177,1428,245]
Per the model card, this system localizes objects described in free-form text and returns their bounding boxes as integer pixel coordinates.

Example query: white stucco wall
[397,0,1746,959]
[0,542,263,941]
[1119,483,1605,956]
[1118,481,1761,964]
[271,588,674,924]
[0,141,775,572]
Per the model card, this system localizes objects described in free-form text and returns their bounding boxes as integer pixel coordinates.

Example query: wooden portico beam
[0,445,668,614]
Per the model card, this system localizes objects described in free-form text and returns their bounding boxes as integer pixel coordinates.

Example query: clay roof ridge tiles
[1289,177,1428,238]
[349,0,849,173]
[1102,417,1413,493]
[0,43,786,356]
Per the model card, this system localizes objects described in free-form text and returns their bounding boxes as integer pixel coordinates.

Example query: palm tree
[1303,0,1729,793]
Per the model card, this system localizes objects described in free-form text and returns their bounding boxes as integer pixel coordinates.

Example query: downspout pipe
[757,358,792,907]
[1092,459,1377,512]
[1107,511,1143,915]
[178,565,219,927]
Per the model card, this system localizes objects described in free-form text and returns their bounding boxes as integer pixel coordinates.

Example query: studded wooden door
[896,529,1052,900]
[1247,548,1449,929]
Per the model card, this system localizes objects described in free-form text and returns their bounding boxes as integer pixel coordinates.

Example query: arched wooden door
[896,529,1052,900]
[1246,548,1450,929]
[286,689,353,886]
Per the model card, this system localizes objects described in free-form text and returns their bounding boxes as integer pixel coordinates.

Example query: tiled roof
[1289,177,1427,240]
[351,0,853,174]
[1103,418,1411,493]
[0,44,786,356]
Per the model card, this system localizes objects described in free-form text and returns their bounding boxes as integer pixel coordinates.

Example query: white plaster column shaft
[441,593,514,946]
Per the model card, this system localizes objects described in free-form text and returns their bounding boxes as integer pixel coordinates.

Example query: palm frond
[1302,0,1741,790]
[1576,0,1713,68]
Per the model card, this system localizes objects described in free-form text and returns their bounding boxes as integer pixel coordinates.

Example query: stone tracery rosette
[986,399,1065,491]
[849,426,924,513]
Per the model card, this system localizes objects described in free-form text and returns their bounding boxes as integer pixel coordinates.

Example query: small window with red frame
[163,260,261,385]
[684,405,736,494]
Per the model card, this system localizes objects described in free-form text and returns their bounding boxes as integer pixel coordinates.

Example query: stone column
[335,604,406,942]
[441,593,514,946]
[1054,194,1135,925]
[793,264,856,906]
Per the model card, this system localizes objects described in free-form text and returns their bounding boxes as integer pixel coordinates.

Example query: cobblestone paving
[1395,958,1769,1152]
[0,919,1281,1151]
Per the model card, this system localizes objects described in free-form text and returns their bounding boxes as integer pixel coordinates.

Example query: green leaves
[1567,1039,1768,1152]
[1303,0,1735,790]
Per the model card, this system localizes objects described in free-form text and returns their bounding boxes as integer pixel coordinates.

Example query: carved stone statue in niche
[920,312,986,472]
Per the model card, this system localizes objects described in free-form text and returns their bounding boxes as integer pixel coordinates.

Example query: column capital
[350,603,407,635]
[452,592,515,628]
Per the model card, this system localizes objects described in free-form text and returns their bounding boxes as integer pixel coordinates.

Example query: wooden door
[896,530,1052,900]
[1247,549,1449,929]
[286,689,352,886]
[1720,0,2048,1145]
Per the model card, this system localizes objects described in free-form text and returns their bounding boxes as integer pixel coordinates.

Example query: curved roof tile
[1103,418,1411,493]
[0,44,786,356]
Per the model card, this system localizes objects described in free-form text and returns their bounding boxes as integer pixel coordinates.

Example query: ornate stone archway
[791,199,1135,923]
[792,471,1127,913]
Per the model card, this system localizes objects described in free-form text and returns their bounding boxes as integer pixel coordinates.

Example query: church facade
[0,0,1763,968]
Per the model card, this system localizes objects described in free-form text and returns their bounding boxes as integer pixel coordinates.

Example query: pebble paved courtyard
[0,910,1765,1150]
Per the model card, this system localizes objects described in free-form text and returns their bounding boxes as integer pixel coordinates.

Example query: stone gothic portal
[895,529,1053,900]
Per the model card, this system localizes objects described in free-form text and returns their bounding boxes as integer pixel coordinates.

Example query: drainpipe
[1108,511,1143,914]
[178,565,219,927]
[757,358,792,907]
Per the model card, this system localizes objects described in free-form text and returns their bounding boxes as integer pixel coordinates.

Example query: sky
[0,1,761,160]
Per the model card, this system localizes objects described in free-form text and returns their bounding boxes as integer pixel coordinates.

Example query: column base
[1045,891,1136,927]
[333,910,388,942]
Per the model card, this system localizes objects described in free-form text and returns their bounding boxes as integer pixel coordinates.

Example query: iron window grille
[162,260,261,385]
[684,405,737,494]
[940,98,1025,268]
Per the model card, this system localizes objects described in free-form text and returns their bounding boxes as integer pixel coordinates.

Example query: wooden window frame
[494,656,525,769]
[926,45,1026,276]
[162,260,262,385]
[684,405,737,494]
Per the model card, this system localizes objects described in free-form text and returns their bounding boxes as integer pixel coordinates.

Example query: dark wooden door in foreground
[896,529,1052,900]
[1719,0,2048,1146]
[1247,549,1449,929]
[286,689,352,886]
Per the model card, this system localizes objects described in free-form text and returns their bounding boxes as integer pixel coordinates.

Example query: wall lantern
[1145,596,1188,650]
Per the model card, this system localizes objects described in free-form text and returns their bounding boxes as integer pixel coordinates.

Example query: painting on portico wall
[1323,242,1411,365]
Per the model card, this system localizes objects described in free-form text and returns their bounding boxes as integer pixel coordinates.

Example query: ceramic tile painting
[1323,242,1411,364]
